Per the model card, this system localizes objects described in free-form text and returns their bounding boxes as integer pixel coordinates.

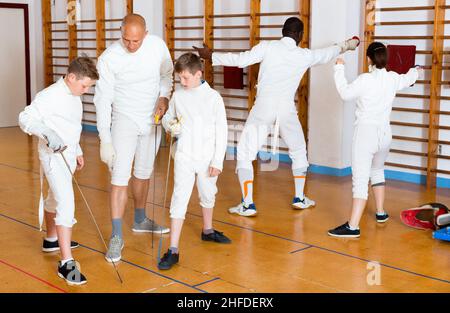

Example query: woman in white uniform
[328,42,420,238]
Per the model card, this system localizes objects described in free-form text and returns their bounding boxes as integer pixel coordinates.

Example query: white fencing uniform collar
[281,36,298,48]
[59,77,73,95]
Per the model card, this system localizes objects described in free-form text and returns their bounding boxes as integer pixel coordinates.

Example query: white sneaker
[292,196,316,210]
[228,202,257,217]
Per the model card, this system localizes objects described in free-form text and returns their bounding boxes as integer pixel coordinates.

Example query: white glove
[100,142,116,170]
[415,66,424,79]
[337,36,360,53]
[168,118,182,137]
[42,128,66,152]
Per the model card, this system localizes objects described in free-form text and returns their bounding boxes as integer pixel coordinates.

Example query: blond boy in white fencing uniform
[18,56,98,285]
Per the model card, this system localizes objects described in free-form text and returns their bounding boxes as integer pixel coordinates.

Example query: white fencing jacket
[212,37,341,103]
[19,77,83,154]
[334,64,419,127]
[94,34,174,143]
[212,37,341,153]
[162,81,228,171]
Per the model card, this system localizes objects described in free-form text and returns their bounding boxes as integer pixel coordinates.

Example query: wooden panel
[298,0,310,141]
[67,0,77,62]
[203,0,214,84]
[363,0,376,72]
[427,0,445,188]
[96,0,106,57]
[42,0,53,86]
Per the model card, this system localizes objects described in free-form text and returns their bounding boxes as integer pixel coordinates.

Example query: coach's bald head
[121,14,148,53]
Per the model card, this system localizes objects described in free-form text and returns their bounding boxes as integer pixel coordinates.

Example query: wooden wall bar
[248,0,261,111]
[96,0,106,57]
[165,0,175,60]
[42,0,53,87]
[298,0,310,140]
[67,0,78,62]
[365,0,449,188]
[204,0,214,84]
[427,0,445,188]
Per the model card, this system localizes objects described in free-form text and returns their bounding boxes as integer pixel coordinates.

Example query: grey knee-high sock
[134,208,146,223]
[112,218,123,239]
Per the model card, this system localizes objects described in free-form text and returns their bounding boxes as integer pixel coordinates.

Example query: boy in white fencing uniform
[94,14,173,262]
[328,42,420,238]
[158,53,230,270]
[195,17,360,216]
[18,56,98,285]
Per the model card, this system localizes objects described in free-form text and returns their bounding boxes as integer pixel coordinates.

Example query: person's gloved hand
[42,128,66,152]
[337,36,360,53]
[415,65,424,79]
[168,118,182,137]
[100,142,116,171]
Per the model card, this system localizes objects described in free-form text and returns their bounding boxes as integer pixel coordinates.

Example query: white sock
[60,258,74,266]
[348,224,359,230]
[238,168,254,206]
[293,168,307,199]
[45,236,58,242]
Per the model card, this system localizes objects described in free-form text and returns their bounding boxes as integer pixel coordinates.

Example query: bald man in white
[94,14,173,263]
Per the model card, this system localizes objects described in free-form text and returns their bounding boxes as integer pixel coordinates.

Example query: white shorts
[236,101,309,171]
[39,144,77,228]
[169,156,218,220]
[111,115,161,186]
[352,124,391,200]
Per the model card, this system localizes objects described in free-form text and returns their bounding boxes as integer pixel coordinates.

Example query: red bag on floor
[224,66,244,89]
[386,45,416,74]
[400,203,449,230]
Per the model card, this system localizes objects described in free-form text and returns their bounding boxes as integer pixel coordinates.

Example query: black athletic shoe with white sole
[42,239,80,252]
[158,250,179,270]
[57,260,87,286]
[376,212,389,223]
[201,230,232,244]
[328,222,361,238]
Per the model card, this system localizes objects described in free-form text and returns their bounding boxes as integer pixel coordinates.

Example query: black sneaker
[201,230,232,244]
[57,260,87,286]
[158,249,179,270]
[328,222,361,238]
[376,212,389,223]
[42,239,80,252]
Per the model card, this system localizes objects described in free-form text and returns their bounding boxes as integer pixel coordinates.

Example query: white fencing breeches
[170,156,218,220]
[352,124,392,200]
[111,115,161,186]
[236,101,308,171]
[39,144,77,228]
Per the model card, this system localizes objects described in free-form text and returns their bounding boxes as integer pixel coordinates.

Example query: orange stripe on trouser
[294,176,306,179]
[243,180,253,198]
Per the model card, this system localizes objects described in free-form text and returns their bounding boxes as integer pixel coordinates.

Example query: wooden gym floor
[0,127,448,293]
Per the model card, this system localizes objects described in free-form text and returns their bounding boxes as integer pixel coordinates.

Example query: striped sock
[238,168,254,206]
[293,168,307,199]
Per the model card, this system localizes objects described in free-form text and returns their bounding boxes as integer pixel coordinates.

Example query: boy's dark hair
[367,42,387,69]
[67,55,99,80]
[174,53,203,75]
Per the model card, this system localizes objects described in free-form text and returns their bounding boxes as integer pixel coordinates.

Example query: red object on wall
[386,45,416,74]
[224,66,244,89]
